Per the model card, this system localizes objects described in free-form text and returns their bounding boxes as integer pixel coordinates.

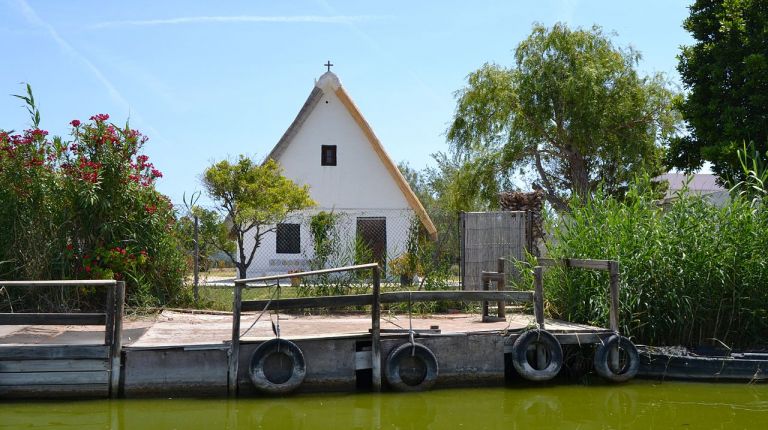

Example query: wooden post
[109,281,125,398]
[193,215,199,304]
[608,261,620,372]
[608,261,620,333]
[533,266,545,330]
[532,267,547,370]
[371,265,382,392]
[481,277,490,318]
[104,282,115,347]
[496,258,505,318]
[228,282,243,396]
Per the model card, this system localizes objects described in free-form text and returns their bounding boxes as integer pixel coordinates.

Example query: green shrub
[0,86,187,310]
[544,178,768,348]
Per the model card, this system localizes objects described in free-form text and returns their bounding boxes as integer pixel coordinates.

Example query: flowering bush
[0,85,186,310]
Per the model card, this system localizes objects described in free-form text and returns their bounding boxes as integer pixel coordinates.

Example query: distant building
[242,70,436,278]
[654,173,729,206]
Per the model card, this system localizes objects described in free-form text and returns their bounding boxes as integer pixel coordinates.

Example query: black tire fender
[384,342,439,392]
[593,334,639,383]
[248,338,306,394]
[511,329,563,382]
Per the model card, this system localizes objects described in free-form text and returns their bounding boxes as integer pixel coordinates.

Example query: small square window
[321,145,337,166]
[276,223,300,254]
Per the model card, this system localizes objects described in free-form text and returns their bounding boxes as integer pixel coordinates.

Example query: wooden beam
[0,313,106,325]
[497,258,506,319]
[242,294,373,312]
[0,345,109,360]
[371,266,381,392]
[228,283,243,396]
[0,383,108,398]
[242,291,534,312]
[0,359,109,372]
[0,371,109,385]
[537,258,612,271]
[236,263,379,285]
[608,261,620,333]
[0,280,116,287]
[533,266,545,330]
[109,281,125,399]
[104,283,115,347]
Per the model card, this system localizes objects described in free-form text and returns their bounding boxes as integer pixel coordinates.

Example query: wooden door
[356,217,387,270]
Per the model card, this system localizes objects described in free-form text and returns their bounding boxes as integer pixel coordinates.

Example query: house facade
[243,70,436,278]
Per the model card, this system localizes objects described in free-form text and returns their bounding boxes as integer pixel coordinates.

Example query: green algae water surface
[1,381,767,429]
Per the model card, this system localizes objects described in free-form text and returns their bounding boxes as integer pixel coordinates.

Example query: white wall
[242,75,418,278]
[274,81,411,211]
[244,209,416,278]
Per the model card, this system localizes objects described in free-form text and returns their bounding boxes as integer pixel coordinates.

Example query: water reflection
[1,381,766,429]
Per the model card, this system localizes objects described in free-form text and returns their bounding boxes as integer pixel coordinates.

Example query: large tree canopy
[448,23,680,210]
[670,0,768,181]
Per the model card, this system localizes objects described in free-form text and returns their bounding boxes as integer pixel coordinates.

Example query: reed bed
[543,183,768,348]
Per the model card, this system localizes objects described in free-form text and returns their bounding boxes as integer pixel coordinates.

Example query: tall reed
[544,179,768,348]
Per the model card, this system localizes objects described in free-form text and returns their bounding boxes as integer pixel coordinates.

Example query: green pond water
[1,381,766,429]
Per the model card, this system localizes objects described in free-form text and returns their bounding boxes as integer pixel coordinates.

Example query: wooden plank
[380,291,533,304]
[109,280,125,398]
[0,359,109,372]
[355,350,372,370]
[0,371,109,385]
[0,313,106,325]
[242,291,534,311]
[496,258,506,319]
[533,267,545,329]
[537,258,612,271]
[608,261,620,332]
[242,294,373,311]
[104,282,115,346]
[0,280,116,287]
[236,263,379,285]
[0,345,109,360]
[568,259,612,270]
[0,383,108,398]
[371,265,381,392]
[228,283,242,395]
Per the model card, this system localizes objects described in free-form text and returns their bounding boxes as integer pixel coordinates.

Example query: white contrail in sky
[91,15,378,29]
[13,0,165,141]
[14,0,130,112]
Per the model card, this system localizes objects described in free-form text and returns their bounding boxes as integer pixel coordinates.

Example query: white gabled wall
[274,84,410,210]
[243,74,417,278]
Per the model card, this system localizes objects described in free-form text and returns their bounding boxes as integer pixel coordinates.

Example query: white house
[243,70,437,278]
[654,173,729,206]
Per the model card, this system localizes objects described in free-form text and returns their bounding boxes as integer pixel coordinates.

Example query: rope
[240,285,279,338]
[273,280,282,352]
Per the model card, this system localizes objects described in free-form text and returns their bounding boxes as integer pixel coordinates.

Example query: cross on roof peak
[324,60,334,72]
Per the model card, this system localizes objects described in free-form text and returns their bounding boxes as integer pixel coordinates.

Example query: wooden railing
[535,258,621,369]
[0,280,125,398]
[229,263,534,394]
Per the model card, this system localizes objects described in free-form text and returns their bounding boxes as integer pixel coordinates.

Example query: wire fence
[179,207,529,298]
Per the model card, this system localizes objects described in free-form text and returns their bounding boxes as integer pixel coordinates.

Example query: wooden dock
[0,258,628,399]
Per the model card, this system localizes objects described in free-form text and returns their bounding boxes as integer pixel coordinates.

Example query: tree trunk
[568,150,590,202]
[237,236,247,279]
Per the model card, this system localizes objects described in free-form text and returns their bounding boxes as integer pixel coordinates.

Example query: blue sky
[1,0,693,205]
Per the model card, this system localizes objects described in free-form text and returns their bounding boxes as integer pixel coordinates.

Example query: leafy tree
[1,85,187,309]
[202,156,315,279]
[670,0,768,181]
[448,23,681,211]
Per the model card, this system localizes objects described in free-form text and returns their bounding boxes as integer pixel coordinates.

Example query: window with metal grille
[276,223,300,254]
[321,145,337,166]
